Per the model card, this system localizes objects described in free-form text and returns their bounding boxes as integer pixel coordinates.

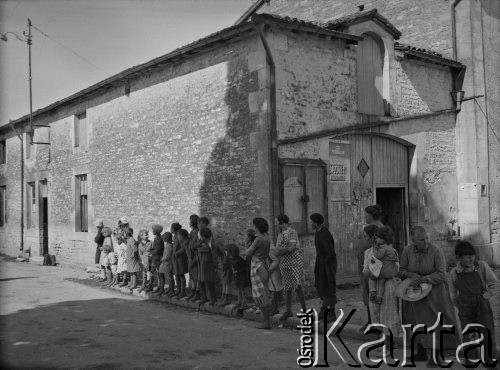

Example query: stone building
[0,1,498,282]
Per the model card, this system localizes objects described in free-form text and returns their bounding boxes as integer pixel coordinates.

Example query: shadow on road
[0,277,38,282]
[0,294,301,369]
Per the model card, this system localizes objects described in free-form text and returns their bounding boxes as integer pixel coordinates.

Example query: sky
[0,0,256,125]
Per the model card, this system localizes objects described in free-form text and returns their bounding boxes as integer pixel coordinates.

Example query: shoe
[326,309,337,324]
[186,291,196,301]
[199,298,209,305]
[318,307,326,321]
[279,311,293,321]
[255,305,272,329]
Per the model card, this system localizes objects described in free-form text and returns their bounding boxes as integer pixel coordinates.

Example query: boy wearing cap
[450,241,498,363]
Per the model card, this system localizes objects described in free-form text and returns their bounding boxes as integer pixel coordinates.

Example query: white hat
[118,217,129,225]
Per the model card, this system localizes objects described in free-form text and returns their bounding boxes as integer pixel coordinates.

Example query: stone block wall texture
[0,34,274,268]
[483,1,500,248]
[261,0,453,57]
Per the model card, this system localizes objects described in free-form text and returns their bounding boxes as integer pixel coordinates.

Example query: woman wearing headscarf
[358,205,385,330]
[399,226,459,367]
[246,217,272,329]
[310,213,337,323]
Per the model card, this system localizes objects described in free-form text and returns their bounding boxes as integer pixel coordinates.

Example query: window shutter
[283,165,306,234]
[79,114,87,147]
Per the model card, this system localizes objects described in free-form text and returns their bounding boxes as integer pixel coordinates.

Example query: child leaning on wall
[449,241,498,364]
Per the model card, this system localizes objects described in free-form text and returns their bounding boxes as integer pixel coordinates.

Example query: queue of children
[94,214,295,313]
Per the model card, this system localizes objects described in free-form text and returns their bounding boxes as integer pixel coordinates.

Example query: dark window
[74,112,87,148]
[75,174,88,232]
[0,140,6,164]
[0,186,6,227]
[281,160,327,235]
[26,182,36,228]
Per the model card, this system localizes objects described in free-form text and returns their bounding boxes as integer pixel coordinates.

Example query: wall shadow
[198,53,262,246]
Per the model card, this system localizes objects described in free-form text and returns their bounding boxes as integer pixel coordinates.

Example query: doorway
[41,198,48,255]
[39,180,49,256]
[376,187,406,257]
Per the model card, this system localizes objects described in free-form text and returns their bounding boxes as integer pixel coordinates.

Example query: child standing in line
[100,227,114,286]
[116,234,128,287]
[125,227,140,291]
[173,229,189,298]
[228,244,250,309]
[368,226,398,304]
[138,229,153,293]
[151,224,165,294]
[450,241,498,364]
[268,244,283,315]
[187,215,200,301]
[245,229,258,312]
[198,227,217,305]
[107,249,119,287]
[159,232,174,296]
[217,246,233,307]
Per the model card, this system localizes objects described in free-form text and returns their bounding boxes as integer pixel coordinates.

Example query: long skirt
[368,278,401,336]
[402,281,460,349]
[250,258,270,307]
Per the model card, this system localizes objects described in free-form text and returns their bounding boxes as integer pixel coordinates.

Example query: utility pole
[28,18,33,143]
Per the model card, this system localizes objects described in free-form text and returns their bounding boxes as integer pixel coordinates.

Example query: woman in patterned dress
[275,214,306,321]
[246,217,272,329]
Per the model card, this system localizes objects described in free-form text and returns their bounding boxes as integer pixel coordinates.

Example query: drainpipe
[256,22,279,239]
[451,0,462,61]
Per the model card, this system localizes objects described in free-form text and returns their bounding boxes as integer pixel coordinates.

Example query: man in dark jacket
[310,213,337,323]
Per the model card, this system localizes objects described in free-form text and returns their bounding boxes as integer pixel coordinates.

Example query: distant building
[1,1,498,281]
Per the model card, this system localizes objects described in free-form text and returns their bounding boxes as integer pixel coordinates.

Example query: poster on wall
[329,140,351,201]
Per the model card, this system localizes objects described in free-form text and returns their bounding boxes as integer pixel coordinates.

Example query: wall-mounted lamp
[450,90,465,110]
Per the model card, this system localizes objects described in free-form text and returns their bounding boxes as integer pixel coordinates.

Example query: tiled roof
[325,9,402,40]
[2,13,360,130]
[394,42,464,68]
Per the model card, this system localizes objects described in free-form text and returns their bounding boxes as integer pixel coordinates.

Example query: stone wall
[261,0,453,56]
[0,34,275,267]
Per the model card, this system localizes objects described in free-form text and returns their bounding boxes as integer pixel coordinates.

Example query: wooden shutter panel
[283,165,306,234]
[79,114,87,147]
[74,117,80,147]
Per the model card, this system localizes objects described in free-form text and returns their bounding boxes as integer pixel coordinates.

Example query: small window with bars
[75,174,88,232]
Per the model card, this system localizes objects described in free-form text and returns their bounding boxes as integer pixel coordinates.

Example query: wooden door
[329,134,409,275]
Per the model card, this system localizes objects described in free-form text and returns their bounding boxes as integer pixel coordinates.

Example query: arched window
[357,34,385,116]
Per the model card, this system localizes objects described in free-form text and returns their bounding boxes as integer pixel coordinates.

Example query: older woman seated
[399,226,459,367]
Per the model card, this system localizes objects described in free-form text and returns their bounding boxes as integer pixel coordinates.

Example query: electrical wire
[474,98,500,147]
[31,23,110,76]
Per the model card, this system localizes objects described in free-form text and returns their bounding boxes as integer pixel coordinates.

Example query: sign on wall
[329,140,351,201]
